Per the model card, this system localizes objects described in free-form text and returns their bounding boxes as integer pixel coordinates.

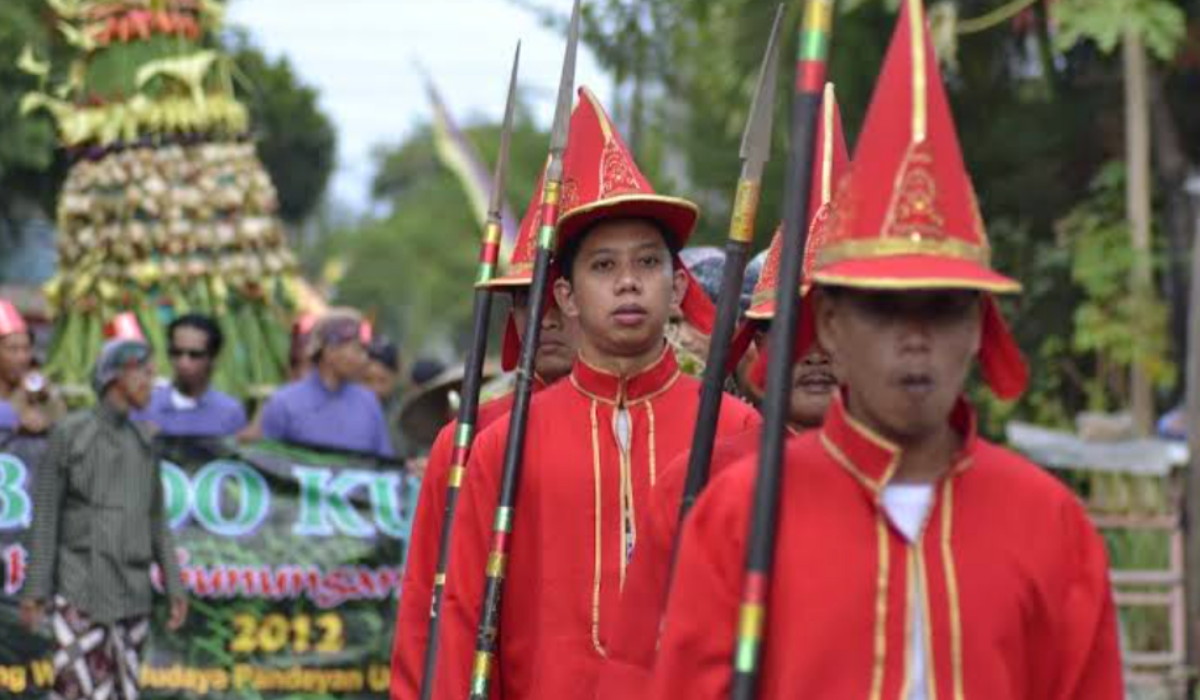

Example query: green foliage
[1057,161,1176,411]
[227,33,336,225]
[84,34,205,99]
[0,0,64,221]
[1052,0,1186,60]
[316,107,549,351]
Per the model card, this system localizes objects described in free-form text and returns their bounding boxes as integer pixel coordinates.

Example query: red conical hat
[488,172,559,371]
[556,87,699,250]
[728,84,849,375]
[0,300,27,337]
[104,312,146,342]
[812,0,1028,399]
[556,87,715,334]
[812,0,1019,294]
[486,171,546,289]
[745,84,850,321]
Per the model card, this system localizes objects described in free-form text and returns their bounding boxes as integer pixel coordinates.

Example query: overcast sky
[226,0,613,213]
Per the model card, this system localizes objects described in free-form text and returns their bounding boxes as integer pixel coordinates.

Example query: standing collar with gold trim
[819,390,978,494]
[569,346,681,406]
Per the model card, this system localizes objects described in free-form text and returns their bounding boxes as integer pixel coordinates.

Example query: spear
[731,0,836,697]
[417,42,521,700]
[468,2,580,697]
[677,4,785,524]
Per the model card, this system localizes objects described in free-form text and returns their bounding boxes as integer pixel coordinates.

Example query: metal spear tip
[740,4,786,167]
[548,0,582,160]
[489,41,522,220]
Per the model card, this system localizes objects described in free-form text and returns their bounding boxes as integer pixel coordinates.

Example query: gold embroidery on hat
[753,231,782,307]
[882,144,945,244]
[816,237,991,268]
[560,177,581,213]
[514,221,537,264]
[599,139,641,200]
[802,203,834,280]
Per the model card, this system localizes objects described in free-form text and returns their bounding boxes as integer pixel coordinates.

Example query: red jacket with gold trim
[598,425,762,700]
[390,389,525,700]
[432,349,760,699]
[649,394,1122,699]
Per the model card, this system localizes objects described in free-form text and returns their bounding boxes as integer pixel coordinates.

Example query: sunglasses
[168,348,209,360]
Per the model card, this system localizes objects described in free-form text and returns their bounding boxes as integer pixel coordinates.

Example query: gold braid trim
[816,236,992,268]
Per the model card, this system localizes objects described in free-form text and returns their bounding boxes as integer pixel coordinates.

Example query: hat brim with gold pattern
[813,254,1020,294]
[555,194,699,255]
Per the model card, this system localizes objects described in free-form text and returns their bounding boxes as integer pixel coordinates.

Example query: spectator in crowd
[0,298,66,435]
[363,337,408,456]
[22,337,187,699]
[408,357,446,389]
[364,337,402,404]
[133,314,247,438]
[0,399,17,432]
[259,308,394,457]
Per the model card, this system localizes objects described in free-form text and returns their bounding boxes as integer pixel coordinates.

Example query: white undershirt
[882,483,936,700]
[169,387,199,411]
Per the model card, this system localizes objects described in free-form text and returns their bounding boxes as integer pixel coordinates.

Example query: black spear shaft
[418,43,522,700]
[730,0,835,697]
[467,3,580,698]
[677,5,786,523]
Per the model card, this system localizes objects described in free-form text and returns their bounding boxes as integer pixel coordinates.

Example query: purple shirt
[133,384,248,438]
[259,371,394,458]
[0,400,16,431]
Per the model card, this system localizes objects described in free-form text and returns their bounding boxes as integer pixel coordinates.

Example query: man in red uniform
[430,87,759,700]
[597,85,847,700]
[648,2,1123,697]
[389,185,581,700]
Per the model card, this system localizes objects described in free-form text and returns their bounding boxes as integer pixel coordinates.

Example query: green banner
[0,433,418,698]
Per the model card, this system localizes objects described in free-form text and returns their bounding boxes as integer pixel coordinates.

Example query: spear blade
[488,41,522,223]
[739,4,786,178]
[546,0,581,175]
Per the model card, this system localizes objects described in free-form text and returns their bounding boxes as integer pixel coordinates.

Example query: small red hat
[811,0,1027,399]
[104,312,146,342]
[486,171,546,290]
[745,84,850,322]
[294,312,319,336]
[0,300,27,337]
[729,84,849,375]
[486,173,553,370]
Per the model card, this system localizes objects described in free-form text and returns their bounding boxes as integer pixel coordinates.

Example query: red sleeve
[390,423,457,700]
[715,394,761,439]
[648,462,752,700]
[733,396,762,433]
[431,420,506,700]
[598,451,690,700]
[1052,499,1124,700]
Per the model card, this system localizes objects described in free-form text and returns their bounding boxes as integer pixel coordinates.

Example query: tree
[0,0,65,231]
[317,102,549,353]
[24,0,303,396]
[226,31,337,226]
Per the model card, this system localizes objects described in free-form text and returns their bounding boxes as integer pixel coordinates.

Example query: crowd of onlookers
[4,299,461,699]
[0,299,472,465]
